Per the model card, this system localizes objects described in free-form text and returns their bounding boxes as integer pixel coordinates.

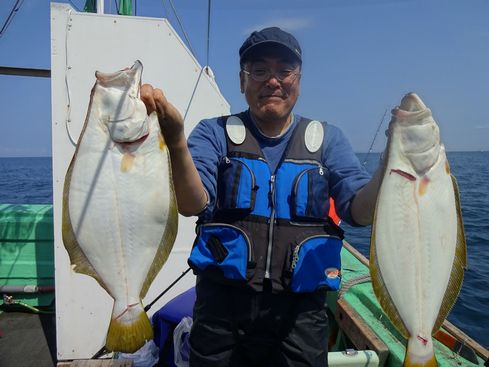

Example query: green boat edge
[330,241,489,367]
[0,204,55,309]
[1,203,488,366]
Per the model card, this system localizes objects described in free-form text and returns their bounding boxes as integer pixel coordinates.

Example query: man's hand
[139,83,208,216]
[350,138,389,226]
[140,84,185,148]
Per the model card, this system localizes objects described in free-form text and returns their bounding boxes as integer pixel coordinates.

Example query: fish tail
[105,302,153,353]
[403,337,437,367]
[403,352,437,367]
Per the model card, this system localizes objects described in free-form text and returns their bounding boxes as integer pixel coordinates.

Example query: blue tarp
[152,287,196,367]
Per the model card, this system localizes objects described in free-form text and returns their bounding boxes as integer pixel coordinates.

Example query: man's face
[240,51,301,124]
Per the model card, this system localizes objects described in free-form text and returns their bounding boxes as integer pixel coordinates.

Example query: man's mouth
[260,94,284,100]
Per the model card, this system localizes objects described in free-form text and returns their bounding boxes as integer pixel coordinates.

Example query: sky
[0,0,488,157]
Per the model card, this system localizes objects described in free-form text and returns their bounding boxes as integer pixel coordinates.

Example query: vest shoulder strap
[225,112,263,158]
[285,117,327,163]
[224,113,328,163]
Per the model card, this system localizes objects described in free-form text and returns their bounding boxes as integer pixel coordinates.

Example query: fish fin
[432,175,467,333]
[105,302,153,353]
[370,207,410,338]
[61,85,112,294]
[139,151,179,299]
[403,350,437,367]
[451,174,467,268]
[62,158,110,295]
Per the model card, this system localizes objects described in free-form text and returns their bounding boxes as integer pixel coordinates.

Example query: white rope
[338,274,371,299]
[64,9,78,147]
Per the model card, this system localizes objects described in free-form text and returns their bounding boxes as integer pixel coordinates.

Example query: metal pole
[0,66,50,78]
[97,0,104,14]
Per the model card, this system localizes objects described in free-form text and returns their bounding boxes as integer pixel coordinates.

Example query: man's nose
[265,74,281,87]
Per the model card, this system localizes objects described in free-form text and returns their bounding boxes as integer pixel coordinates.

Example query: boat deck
[0,308,56,367]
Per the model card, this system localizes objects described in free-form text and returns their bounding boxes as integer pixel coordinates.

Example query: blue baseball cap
[239,27,302,64]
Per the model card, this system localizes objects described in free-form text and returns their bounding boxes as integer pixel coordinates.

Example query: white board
[50,3,230,360]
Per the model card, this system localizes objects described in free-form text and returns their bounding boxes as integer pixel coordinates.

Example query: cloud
[475,125,489,129]
[243,17,314,35]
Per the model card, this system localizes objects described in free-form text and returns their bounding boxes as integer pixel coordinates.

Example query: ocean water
[0,153,488,348]
[0,157,53,204]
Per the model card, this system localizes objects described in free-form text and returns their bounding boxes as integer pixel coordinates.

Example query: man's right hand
[140,84,185,149]
[139,83,208,216]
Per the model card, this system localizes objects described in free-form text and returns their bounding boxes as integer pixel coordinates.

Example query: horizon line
[1,150,488,159]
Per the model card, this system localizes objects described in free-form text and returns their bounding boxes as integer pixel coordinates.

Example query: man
[142,27,383,367]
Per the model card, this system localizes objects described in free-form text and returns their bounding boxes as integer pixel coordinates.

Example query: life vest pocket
[188,223,253,281]
[217,157,257,211]
[291,166,330,221]
[284,235,342,292]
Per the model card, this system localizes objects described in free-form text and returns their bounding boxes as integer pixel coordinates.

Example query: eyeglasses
[242,68,301,83]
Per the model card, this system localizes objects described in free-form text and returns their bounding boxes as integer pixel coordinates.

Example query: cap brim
[240,41,301,63]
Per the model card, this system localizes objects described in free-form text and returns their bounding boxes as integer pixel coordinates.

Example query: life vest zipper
[290,234,341,271]
[223,156,257,192]
[291,165,324,195]
[265,174,276,279]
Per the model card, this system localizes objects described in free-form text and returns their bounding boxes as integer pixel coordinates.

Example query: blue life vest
[188,113,344,293]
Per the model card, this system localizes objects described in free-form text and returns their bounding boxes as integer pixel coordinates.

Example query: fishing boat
[1,203,488,366]
[1,2,488,366]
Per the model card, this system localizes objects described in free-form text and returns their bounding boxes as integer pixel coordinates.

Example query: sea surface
[0,153,488,349]
[0,157,53,204]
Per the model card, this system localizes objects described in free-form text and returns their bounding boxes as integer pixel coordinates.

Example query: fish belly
[66,114,174,351]
[69,114,172,303]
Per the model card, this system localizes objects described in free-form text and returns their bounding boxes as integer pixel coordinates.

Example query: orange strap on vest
[328,198,340,225]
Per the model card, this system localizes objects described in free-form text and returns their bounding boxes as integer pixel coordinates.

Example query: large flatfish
[370,93,466,367]
[62,60,178,353]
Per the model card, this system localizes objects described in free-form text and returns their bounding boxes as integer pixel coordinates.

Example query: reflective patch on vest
[304,120,323,153]
[325,267,340,279]
[226,116,246,145]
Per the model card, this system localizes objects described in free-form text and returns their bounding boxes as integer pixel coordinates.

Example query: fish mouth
[95,60,143,94]
[391,92,431,122]
[115,133,149,146]
[399,92,427,112]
